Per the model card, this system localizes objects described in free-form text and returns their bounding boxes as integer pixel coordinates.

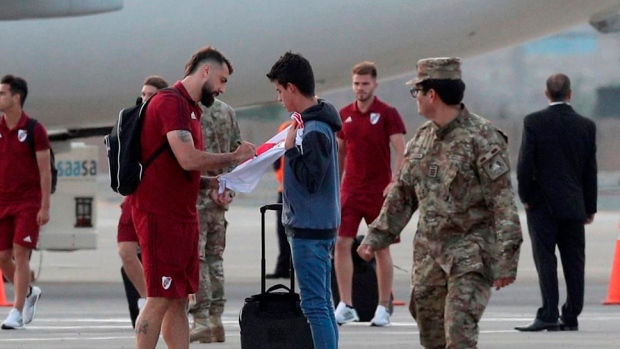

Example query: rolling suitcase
[239,204,314,349]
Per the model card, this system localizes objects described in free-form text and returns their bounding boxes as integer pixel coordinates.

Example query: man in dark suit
[515,73,597,332]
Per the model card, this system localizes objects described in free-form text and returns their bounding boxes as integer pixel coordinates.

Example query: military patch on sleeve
[479,145,509,180]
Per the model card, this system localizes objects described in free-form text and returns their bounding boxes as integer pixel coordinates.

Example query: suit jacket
[517,103,597,221]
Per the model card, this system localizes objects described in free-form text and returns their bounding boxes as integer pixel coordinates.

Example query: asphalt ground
[0,175,618,348]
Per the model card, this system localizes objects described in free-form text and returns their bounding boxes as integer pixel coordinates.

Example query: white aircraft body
[2,0,620,134]
[1,0,619,251]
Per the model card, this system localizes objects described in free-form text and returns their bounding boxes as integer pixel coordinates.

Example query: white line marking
[0,336,134,342]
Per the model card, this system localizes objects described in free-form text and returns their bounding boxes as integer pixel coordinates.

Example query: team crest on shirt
[344,116,352,123]
[191,112,197,120]
[370,113,380,125]
[162,276,172,290]
[18,129,27,142]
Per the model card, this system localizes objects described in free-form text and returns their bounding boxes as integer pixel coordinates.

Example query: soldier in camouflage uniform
[189,98,241,343]
[358,57,523,349]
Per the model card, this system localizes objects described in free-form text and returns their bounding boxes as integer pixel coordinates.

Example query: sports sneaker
[23,286,42,324]
[370,305,391,327]
[334,301,359,324]
[1,308,24,330]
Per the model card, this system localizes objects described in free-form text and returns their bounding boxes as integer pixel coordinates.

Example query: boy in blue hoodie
[267,52,342,349]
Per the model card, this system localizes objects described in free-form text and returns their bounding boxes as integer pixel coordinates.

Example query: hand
[493,276,515,290]
[209,188,234,207]
[382,181,394,198]
[585,214,595,225]
[234,141,256,163]
[37,207,50,226]
[523,203,530,210]
[201,176,219,190]
[356,243,375,261]
[284,119,299,150]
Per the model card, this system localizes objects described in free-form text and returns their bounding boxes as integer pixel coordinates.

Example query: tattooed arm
[167,130,255,172]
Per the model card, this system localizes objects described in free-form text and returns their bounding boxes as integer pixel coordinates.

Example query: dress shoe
[559,319,579,331]
[515,318,560,332]
[265,272,290,279]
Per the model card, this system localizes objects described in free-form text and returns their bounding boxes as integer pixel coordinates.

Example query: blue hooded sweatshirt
[282,99,342,239]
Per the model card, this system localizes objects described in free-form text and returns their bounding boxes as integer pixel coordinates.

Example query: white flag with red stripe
[218,112,303,193]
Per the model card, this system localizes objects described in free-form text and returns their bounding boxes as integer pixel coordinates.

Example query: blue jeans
[288,236,338,349]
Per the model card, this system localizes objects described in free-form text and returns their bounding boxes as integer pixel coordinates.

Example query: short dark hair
[266,52,315,97]
[184,46,233,77]
[352,61,377,78]
[1,75,28,107]
[143,75,168,90]
[419,78,465,105]
[546,73,571,101]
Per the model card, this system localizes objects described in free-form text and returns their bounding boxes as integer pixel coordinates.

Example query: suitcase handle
[266,284,291,294]
[260,204,295,296]
[260,203,282,213]
[258,284,300,313]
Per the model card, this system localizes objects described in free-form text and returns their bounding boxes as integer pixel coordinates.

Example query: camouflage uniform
[362,106,522,349]
[189,99,241,343]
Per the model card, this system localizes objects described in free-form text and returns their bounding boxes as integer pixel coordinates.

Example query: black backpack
[104,89,176,196]
[26,119,58,194]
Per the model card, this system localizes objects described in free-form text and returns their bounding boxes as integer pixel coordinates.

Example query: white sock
[137,298,146,310]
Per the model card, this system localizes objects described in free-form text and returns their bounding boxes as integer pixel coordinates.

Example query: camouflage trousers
[189,206,227,319]
[409,268,492,349]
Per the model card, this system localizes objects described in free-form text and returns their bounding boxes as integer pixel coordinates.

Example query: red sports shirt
[337,97,406,195]
[0,112,50,205]
[132,82,204,222]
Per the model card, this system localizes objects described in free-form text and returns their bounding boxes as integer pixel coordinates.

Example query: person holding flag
[265,51,342,349]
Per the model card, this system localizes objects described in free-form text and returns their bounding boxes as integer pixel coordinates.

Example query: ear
[427,88,436,102]
[544,89,551,101]
[203,63,211,78]
[286,83,296,93]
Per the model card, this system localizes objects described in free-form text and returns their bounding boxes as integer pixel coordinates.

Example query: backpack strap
[139,87,183,170]
[143,142,169,168]
[26,118,37,157]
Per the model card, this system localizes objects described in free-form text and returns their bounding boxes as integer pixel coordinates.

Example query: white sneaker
[23,286,42,324]
[1,308,24,330]
[334,301,359,324]
[370,305,391,327]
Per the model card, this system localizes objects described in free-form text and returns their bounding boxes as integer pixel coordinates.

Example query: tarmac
[0,175,619,348]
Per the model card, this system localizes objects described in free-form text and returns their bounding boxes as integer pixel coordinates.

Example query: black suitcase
[331,235,393,322]
[239,204,314,349]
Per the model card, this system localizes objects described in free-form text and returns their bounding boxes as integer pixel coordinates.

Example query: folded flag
[218,112,302,193]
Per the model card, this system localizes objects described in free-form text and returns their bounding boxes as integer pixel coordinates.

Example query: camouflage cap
[406,57,462,85]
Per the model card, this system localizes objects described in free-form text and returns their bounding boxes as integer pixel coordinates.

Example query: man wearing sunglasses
[358,57,523,349]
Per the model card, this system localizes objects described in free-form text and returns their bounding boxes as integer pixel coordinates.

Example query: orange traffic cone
[0,270,13,307]
[392,290,406,306]
[602,220,620,305]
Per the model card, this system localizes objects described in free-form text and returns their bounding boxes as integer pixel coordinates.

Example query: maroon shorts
[117,205,138,243]
[132,207,199,298]
[0,202,40,250]
[339,192,399,243]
